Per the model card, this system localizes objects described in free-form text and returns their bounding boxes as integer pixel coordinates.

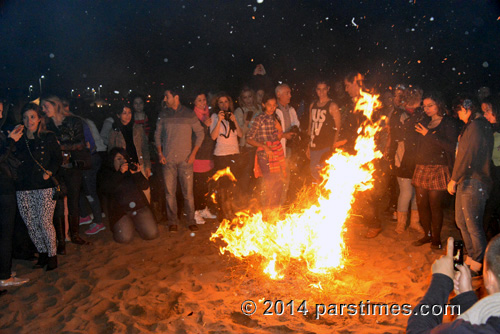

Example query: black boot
[53,216,66,255]
[33,253,48,269]
[46,256,57,271]
[69,216,91,245]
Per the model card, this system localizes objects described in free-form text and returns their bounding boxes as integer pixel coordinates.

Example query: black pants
[54,167,83,218]
[0,193,17,279]
[415,187,446,243]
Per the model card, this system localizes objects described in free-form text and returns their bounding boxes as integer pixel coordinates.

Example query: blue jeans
[455,178,489,264]
[80,153,103,224]
[310,147,331,181]
[162,161,195,225]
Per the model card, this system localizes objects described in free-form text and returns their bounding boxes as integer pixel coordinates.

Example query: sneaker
[200,207,217,219]
[169,225,178,232]
[85,223,106,235]
[188,224,199,232]
[79,215,93,225]
[0,276,29,287]
[194,211,206,225]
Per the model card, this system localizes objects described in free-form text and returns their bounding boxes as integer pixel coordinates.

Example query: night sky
[1,0,500,101]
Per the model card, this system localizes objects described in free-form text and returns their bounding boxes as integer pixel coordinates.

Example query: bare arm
[330,102,342,147]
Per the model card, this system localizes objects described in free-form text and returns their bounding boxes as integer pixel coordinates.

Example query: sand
[0,208,485,334]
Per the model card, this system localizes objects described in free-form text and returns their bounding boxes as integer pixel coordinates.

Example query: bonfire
[211,90,384,282]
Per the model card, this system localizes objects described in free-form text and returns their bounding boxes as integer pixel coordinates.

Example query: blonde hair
[41,95,73,118]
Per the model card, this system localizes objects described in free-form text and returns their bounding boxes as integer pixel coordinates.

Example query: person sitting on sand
[407,236,500,332]
[98,147,159,243]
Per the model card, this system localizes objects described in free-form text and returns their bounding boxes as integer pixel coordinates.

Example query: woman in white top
[210,92,243,174]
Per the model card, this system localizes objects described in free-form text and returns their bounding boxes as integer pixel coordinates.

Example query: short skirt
[412,164,450,191]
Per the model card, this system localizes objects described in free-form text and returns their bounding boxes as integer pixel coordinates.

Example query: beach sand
[0,208,484,334]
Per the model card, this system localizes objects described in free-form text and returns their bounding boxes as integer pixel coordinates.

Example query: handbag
[24,136,67,200]
[69,148,92,170]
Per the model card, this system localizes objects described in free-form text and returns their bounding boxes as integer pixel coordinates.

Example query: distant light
[114,91,120,94]
[430,17,434,21]
[40,75,45,79]
[257,0,263,3]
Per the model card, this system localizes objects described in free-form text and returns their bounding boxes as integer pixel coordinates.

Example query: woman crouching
[99,147,159,243]
[15,103,62,270]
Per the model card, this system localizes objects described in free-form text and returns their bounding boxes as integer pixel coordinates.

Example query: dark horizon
[1,0,500,101]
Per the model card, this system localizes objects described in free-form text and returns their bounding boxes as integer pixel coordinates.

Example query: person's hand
[431,237,455,280]
[120,163,129,174]
[145,167,152,178]
[8,125,24,142]
[186,152,196,164]
[229,113,236,123]
[42,170,52,180]
[454,264,473,295]
[158,153,166,165]
[283,132,294,140]
[218,110,225,122]
[447,180,457,195]
[263,145,273,160]
[415,123,429,136]
[334,139,347,148]
[204,117,212,127]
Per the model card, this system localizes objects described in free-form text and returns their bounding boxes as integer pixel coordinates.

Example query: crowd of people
[1,67,500,329]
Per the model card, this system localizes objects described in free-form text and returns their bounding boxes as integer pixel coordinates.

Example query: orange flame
[211,90,383,280]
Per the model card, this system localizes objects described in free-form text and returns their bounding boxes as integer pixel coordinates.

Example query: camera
[224,111,232,121]
[129,162,138,172]
[453,240,464,270]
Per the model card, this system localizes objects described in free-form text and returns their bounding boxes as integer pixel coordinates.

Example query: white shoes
[199,206,217,219]
[194,211,206,225]
[0,276,29,287]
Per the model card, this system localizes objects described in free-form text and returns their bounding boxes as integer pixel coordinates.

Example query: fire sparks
[211,91,383,281]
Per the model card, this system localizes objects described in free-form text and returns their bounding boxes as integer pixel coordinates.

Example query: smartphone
[453,240,464,270]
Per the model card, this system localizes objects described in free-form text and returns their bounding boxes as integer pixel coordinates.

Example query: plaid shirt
[246,113,280,143]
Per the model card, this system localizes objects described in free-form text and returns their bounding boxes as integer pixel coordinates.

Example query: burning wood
[211,90,384,281]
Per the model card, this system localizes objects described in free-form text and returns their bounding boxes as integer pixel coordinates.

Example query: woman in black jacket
[99,147,159,243]
[0,100,29,286]
[15,103,62,270]
[41,95,90,249]
[412,92,461,249]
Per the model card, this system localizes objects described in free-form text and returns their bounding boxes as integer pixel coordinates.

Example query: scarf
[194,105,209,122]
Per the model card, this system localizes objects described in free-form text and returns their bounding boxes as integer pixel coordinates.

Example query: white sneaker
[200,207,217,219]
[0,276,29,287]
[194,211,206,225]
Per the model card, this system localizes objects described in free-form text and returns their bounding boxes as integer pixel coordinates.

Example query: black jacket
[14,132,62,191]
[98,166,149,227]
[46,115,86,152]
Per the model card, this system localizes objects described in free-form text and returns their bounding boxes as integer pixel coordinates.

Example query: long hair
[107,147,130,169]
[238,87,258,109]
[41,95,72,118]
[422,91,448,117]
[482,95,500,122]
[211,92,234,114]
[21,102,48,136]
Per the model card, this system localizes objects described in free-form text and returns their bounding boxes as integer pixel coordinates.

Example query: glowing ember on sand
[211,91,383,280]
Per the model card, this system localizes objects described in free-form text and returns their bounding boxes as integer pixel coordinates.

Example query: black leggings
[54,167,83,218]
[415,187,446,243]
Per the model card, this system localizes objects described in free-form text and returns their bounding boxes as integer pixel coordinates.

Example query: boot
[69,216,91,245]
[46,256,58,271]
[33,253,48,269]
[53,216,66,255]
[409,210,424,234]
[395,211,407,234]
